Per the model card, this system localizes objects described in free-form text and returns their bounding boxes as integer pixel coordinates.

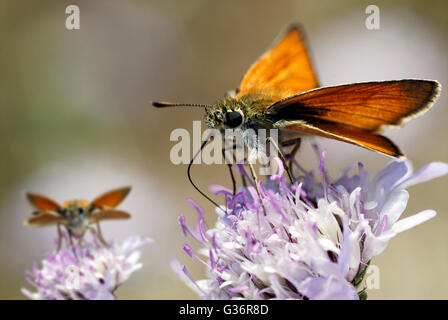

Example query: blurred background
[1,0,447,299]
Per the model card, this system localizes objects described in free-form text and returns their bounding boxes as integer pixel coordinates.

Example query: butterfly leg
[96,222,109,247]
[284,138,301,173]
[223,140,250,193]
[240,168,248,188]
[266,137,294,183]
[222,147,236,195]
[77,230,86,247]
[67,228,79,260]
[247,161,267,216]
[56,223,63,252]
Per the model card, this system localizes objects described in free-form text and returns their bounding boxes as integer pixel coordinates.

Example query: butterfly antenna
[152,101,214,108]
[188,139,226,214]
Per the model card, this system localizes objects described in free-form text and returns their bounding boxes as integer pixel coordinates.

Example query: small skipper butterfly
[153,23,440,158]
[24,186,132,250]
[153,24,441,211]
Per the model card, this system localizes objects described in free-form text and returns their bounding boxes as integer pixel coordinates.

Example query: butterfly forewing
[91,186,131,208]
[26,193,61,212]
[237,24,319,101]
[267,80,440,133]
[266,80,440,157]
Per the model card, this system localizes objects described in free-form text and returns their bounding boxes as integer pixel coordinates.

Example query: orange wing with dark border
[89,210,131,223]
[266,80,440,157]
[89,186,132,222]
[237,24,318,100]
[24,212,66,227]
[26,193,61,211]
[91,186,131,209]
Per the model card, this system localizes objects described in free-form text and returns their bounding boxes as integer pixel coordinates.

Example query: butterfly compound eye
[225,111,243,128]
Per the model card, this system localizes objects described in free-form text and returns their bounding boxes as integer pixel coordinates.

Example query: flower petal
[398,162,448,189]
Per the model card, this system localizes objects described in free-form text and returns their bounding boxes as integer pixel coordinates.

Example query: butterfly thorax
[205,93,277,132]
[60,200,93,235]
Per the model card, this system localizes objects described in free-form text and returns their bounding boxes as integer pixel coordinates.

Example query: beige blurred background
[0,0,447,299]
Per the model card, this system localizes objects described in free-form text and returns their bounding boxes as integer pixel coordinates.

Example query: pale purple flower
[172,149,448,300]
[22,233,151,300]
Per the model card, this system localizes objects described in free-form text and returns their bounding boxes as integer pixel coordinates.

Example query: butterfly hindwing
[89,209,131,223]
[281,119,403,157]
[24,212,65,227]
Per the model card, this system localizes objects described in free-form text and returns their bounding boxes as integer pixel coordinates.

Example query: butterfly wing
[26,193,61,211]
[280,119,404,157]
[91,186,131,209]
[266,80,440,157]
[24,212,65,227]
[237,24,319,101]
[89,209,131,223]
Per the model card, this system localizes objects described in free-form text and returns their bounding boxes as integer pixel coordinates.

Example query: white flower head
[173,149,448,300]
[23,233,151,300]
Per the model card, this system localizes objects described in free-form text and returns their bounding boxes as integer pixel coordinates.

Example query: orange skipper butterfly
[153,24,441,211]
[25,186,132,250]
[154,23,440,158]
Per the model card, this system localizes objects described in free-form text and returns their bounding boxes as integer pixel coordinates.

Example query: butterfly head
[205,99,246,132]
[60,200,92,233]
